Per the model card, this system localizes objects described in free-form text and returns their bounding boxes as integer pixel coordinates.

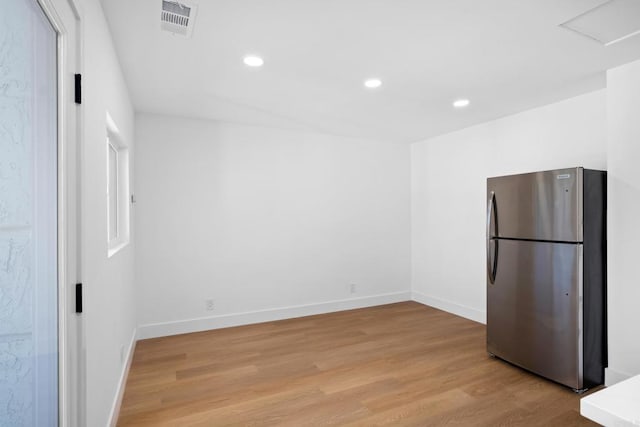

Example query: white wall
[411,90,607,323]
[135,115,411,338]
[606,59,640,385]
[80,0,136,425]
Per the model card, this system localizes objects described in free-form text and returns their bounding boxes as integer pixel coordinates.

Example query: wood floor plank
[118,302,598,426]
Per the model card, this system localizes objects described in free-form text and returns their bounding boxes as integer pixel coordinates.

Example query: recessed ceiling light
[453,99,470,108]
[243,55,264,67]
[364,78,382,89]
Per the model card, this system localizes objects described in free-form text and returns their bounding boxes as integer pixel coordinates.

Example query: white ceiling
[100,0,640,142]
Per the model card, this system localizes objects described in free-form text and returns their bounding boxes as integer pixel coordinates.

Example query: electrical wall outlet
[349,283,357,294]
[205,299,215,311]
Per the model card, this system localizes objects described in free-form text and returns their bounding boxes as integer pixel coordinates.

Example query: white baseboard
[108,328,137,427]
[605,367,633,386]
[411,291,486,324]
[137,291,412,340]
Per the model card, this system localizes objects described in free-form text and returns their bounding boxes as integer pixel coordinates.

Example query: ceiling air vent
[161,0,197,37]
[560,0,640,46]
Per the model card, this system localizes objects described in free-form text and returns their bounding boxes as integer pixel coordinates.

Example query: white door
[0,0,82,425]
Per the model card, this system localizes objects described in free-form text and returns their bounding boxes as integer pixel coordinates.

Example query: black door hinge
[74,74,82,104]
[75,283,83,313]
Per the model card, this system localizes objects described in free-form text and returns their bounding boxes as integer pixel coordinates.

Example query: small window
[106,113,130,257]
[107,141,118,241]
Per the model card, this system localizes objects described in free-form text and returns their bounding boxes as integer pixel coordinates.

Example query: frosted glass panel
[0,0,59,426]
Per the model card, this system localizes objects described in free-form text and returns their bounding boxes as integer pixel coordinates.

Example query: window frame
[107,138,119,242]
[106,112,130,257]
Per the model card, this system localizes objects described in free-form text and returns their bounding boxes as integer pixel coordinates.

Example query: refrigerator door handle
[487,191,498,284]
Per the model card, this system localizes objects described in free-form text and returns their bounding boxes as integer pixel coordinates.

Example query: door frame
[35,0,84,425]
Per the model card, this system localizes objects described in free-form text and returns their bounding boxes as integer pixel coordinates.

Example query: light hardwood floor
[118,302,598,426]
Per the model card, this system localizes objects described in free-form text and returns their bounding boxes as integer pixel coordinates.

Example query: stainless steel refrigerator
[486,167,606,391]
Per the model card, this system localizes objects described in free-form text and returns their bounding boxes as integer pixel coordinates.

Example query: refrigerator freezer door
[487,168,583,242]
[487,239,583,389]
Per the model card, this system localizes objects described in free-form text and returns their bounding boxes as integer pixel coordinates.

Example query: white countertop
[581,375,640,426]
